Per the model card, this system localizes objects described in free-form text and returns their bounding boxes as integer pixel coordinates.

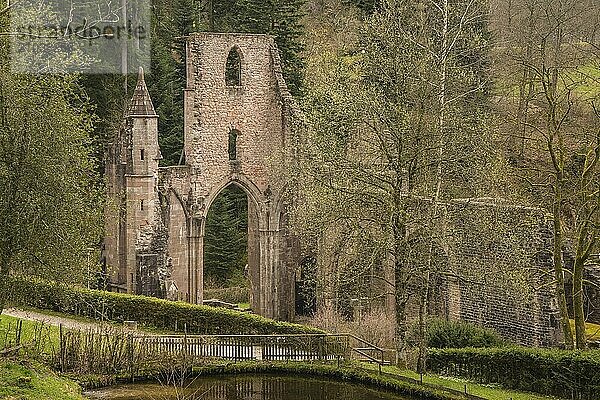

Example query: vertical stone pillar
[259,229,278,319]
[247,200,261,314]
[188,217,203,304]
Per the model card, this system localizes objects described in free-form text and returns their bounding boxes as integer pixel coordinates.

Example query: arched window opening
[229,129,239,161]
[225,47,242,87]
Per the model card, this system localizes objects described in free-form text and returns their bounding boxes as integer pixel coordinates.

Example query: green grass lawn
[569,319,600,342]
[0,359,85,400]
[0,314,61,355]
[361,363,561,400]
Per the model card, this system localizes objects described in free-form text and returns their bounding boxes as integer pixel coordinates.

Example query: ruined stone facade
[104,32,562,346]
[105,33,298,320]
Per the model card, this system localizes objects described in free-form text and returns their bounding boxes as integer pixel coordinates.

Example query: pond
[84,374,415,400]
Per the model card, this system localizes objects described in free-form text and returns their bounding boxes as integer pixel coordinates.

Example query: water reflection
[85,374,412,400]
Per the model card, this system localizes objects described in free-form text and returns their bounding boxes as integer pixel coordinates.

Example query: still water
[85,374,414,400]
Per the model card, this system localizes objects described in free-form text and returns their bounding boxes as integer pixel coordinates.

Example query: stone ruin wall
[316,197,563,347]
[137,33,299,318]
[184,33,289,197]
[439,199,562,346]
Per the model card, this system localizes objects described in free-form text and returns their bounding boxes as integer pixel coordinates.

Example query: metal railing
[346,334,388,372]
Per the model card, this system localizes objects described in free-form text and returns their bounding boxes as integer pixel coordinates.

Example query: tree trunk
[416,272,429,374]
[573,256,587,349]
[394,270,409,367]
[552,196,574,349]
[393,191,409,367]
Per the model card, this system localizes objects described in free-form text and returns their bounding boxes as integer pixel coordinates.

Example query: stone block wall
[184,33,287,199]
[441,198,562,346]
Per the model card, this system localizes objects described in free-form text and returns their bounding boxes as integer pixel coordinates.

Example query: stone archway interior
[203,182,260,311]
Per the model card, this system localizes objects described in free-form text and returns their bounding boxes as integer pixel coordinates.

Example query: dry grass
[307,305,395,348]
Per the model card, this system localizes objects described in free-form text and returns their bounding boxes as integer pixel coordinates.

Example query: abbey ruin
[104,33,562,346]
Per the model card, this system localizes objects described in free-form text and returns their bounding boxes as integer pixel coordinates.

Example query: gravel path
[1,308,113,331]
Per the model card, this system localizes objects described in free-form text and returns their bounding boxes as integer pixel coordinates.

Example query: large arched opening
[203,182,260,311]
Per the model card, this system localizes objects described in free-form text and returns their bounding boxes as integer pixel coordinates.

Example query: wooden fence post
[59,324,64,373]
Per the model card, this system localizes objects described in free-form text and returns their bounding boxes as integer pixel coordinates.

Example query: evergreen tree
[233,0,306,94]
[344,0,380,14]
[204,186,249,287]
[79,74,128,173]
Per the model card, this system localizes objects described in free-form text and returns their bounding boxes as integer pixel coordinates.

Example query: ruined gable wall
[185,33,287,198]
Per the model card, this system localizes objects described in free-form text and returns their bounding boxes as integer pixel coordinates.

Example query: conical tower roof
[127,67,157,117]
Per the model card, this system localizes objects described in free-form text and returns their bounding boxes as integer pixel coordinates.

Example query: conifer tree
[204,186,249,287]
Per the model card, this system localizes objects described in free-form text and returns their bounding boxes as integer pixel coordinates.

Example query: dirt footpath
[2,308,112,331]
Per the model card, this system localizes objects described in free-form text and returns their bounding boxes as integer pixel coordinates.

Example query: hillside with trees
[1,2,599,397]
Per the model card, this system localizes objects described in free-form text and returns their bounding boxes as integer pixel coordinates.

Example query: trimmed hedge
[6,277,322,335]
[427,347,600,400]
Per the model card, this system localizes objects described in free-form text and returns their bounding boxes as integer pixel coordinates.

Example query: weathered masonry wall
[184,33,288,192]
[315,196,563,347]
[441,199,562,346]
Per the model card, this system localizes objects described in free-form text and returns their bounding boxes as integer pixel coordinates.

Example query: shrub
[424,318,506,349]
[426,347,600,400]
[6,277,322,335]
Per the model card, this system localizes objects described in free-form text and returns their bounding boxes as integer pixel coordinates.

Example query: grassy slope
[0,314,60,354]
[570,319,600,342]
[361,363,561,400]
[0,360,84,400]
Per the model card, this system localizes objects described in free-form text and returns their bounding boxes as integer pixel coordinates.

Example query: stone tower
[105,33,299,320]
[105,67,163,295]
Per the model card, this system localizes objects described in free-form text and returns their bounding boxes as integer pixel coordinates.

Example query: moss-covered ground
[0,359,84,400]
[570,319,600,343]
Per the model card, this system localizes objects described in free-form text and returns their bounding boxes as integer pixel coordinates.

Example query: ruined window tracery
[225,47,242,87]
[229,129,239,160]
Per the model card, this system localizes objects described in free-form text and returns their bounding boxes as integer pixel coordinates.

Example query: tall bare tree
[294,0,495,365]
[492,0,600,349]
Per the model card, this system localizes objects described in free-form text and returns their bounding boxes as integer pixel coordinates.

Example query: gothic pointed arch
[225,46,243,87]
[203,174,264,227]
